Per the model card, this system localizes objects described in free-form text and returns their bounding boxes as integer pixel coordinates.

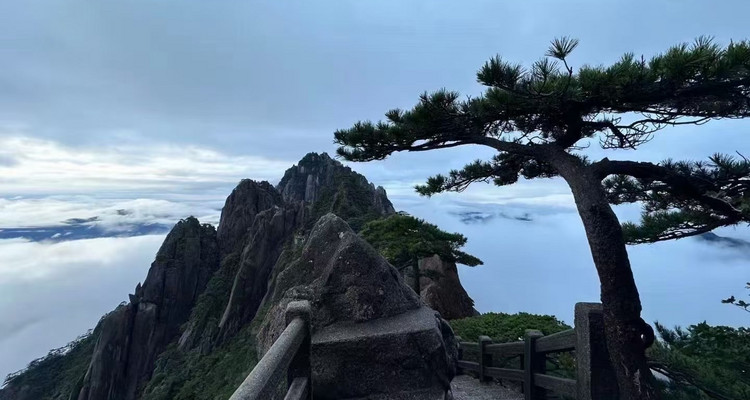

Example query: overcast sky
[1,0,749,381]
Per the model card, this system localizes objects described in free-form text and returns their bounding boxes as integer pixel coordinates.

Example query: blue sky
[1,0,749,381]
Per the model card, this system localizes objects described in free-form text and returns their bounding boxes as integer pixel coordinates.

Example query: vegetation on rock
[450,312,570,343]
[278,152,395,232]
[143,324,260,400]
[307,166,389,231]
[361,213,482,293]
[2,330,96,400]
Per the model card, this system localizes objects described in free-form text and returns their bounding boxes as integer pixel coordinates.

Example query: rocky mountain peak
[255,214,456,399]
[217,179,284,255]
[277,152,343,204]
[277,152,395,230]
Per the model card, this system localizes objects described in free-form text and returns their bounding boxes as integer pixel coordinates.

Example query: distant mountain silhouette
[696,232,750,250]
[454,210,533,224]
[0,220,170,242]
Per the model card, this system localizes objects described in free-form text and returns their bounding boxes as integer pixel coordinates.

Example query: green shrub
[450,311,571,343]
[648,322,750,400]
[451,311,574,378]
[143,323,259,400]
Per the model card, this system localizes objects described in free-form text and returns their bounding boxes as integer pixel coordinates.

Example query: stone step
[311,306,453,400]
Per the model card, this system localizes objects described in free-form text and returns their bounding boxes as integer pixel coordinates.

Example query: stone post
[575,302,619,400]
[478,335,492,382]
[524,329,545,400]
[455,336,464,375]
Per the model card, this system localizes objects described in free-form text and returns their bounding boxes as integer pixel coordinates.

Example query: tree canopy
[335,37,750,243]
[361,213,482,293]
[361,213,482,271]
[649,322,750,400]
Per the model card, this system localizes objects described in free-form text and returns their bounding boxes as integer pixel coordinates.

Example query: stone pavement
[450,375,523,400]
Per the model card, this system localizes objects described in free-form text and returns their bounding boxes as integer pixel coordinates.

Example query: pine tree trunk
[552,152,659,400]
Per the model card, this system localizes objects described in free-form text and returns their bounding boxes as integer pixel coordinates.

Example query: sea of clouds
[1,135,748,382]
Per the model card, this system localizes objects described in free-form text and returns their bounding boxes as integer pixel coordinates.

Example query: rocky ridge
[1,152,466,400]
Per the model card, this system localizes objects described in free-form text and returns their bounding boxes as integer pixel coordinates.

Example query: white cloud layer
[0,176,748,385]
[402,198,750,330]
[0,134,292,196]
[2,197,748,383]
[0,197,222,230]
[0,235,163,381]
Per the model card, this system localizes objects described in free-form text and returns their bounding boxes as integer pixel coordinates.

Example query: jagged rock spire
[77,217,219,400]
[277,152,394,231]
[217,180,284,256]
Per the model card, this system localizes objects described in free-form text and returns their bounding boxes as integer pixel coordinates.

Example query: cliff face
[216,180,284,256]
[1,152,463,400]
[217,200,306,339]
[77,217,219,400]
[411,255,478,320]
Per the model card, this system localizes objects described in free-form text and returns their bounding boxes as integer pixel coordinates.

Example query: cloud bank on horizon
[1,184,749,381]
[0,135,292,197]
[0,235,163,384]
[1,0,749,385]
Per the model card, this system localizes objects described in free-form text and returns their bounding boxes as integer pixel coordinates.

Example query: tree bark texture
[551,150,659,400]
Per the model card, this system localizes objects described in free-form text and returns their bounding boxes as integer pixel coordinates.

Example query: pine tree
[334,37,750,399]
[649,322,750,399]
[361,213,482,294]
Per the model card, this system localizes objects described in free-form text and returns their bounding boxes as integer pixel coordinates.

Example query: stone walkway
[450,375,523,400]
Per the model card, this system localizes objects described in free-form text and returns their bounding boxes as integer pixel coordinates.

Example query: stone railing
[455,303,618,400]
[229,301,312,400]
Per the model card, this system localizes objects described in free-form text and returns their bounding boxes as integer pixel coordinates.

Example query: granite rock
[76,217,219,400]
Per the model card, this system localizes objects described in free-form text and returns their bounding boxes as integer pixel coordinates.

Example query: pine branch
[648,362,735,400]
[414,152,557,196]
[593,158,744,217]
[594,156,750,243]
